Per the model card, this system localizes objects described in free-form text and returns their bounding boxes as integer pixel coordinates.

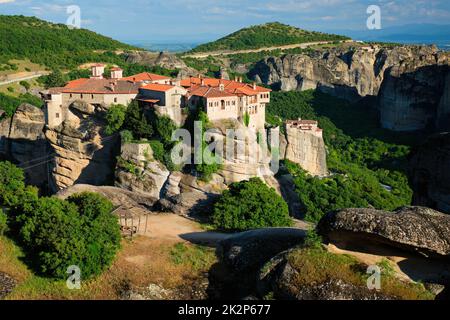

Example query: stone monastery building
[42,64,272,130]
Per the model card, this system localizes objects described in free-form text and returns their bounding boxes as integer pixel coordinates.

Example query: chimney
[253,82,257,90]
[201,78,205,86]
[234,76,238,82]
[91,64,105,79]
[110,67,123,80]
[239,77,243,83]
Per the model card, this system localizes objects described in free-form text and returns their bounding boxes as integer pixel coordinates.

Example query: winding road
[183,40,351,59]
[0,71,49,87]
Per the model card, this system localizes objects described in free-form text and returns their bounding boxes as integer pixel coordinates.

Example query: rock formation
[115,142,170,199]
[378,50,450,131]
[218,228,306,273]
[249,45,450,131]
[0,104,49,189]
[45,102,119,192]
[318,206,450,258]
[283,120,328,176]
[409,133,450,214]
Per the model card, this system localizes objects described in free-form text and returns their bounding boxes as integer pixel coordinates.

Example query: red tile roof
[141,83,175,92]
[180,77,271,97]
[189,86,236,98]
[122,72,171,82]
[61,78,141,94]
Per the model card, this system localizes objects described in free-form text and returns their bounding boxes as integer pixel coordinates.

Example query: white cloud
[0,0,15,4]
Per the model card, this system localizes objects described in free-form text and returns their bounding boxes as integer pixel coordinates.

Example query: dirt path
[137,214,230,246]
[183,40,350,59]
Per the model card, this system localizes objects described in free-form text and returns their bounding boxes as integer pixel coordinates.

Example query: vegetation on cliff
[212,178,292,231]
[190,22,349,53]
[267,90,413,222]
[0,93,43,117]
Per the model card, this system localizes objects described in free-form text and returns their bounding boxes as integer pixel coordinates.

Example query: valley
[0,15,449,302]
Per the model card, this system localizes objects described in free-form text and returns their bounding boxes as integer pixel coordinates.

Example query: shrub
[0,161,26,207]
[19,81,31,91]
[124,101,153,139]
[212,178,293,231]
[155,115,177,146]
[67,192,121,277]
[7,87,14,93]
[105,104,127,135]
[304,229,323,249]
[0,210,8,235]
[120,130,134,143]
[17,192,120,279]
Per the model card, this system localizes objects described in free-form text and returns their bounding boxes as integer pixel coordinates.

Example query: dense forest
[190,22,349,53]
[267,90,415,222]
[0,15,138,70]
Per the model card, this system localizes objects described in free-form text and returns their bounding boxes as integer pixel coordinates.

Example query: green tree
[124,101,153,140]
[67,192,121,277]
[105,104,127,135]
[195,111,221,181]
[0,161,26,207]
[45,69,67,88]
[19,80,30,91]
[155,115,177,146]
[213,178,293,231]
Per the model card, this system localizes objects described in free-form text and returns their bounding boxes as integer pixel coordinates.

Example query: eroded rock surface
[409,133,450,214]
[318,206,450,258]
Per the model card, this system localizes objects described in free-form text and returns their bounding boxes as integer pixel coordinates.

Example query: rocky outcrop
[0,272,16,299]
[115,142,170,199]
[124,51,198,78]
[218,228,306,273]
[409,133,450,214]
[45,111,119,192]
[283,123,328,176]
[0,104,49,189]
[318,206,450,258]
[249,45,450,131]
[56,184,158,209]
[378,50,450,131]
[158,172,226,216]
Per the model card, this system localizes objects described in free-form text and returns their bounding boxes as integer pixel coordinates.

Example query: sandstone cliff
[45,101,120,192]
[115,142,170,199]
[0,104,49,189]
[249,45,450,131]
[282,124,328,177]
[409,133,450,214]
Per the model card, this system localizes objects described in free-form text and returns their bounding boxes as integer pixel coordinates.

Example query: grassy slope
[286,247,434,300]
[0,15,138,70]
[0,235,216,300]
[190,22,349,53]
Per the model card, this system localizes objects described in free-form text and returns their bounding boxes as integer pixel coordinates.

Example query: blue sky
[1,0,450,43]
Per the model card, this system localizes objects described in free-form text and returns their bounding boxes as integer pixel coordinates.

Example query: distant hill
[0,15,139,70]
[190,22,350,53]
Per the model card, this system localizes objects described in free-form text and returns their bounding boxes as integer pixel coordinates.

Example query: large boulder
[218,228,306,273]
[409,133,450,214]
[318,206,450,258]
